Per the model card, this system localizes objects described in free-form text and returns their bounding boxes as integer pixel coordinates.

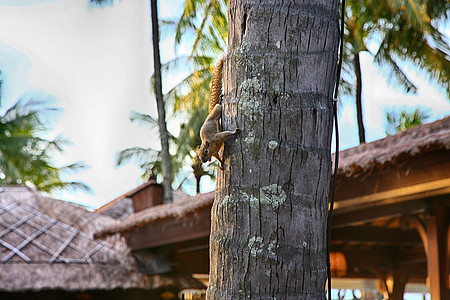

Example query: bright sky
[0,0,449,209]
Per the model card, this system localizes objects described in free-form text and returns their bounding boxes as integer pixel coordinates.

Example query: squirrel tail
[209,56,225,113]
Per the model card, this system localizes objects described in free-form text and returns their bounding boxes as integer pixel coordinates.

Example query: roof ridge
[334,116,450,177]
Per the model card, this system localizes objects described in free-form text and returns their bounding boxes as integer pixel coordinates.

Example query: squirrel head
[198,141,212,163]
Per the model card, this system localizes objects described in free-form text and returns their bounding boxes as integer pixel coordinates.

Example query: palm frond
[403,0,432,31]
[115,146,160,167]
[39,181,93,194]
[175,0,201,45]
[88,0,115,8]
[163,67,212,111]
[374,44,418,93]
[129,110,159,127]
[59,162,89,173]
[150,56,193,93]
[191,1,215,55]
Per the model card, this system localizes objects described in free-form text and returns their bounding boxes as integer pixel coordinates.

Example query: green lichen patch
[244,132,256,144]
[236,41,251,66]
[247,236,264,257]
[249,195,259,208]
[260,184,287,209]
[268,140,278,149]
[241,192,260,208]
[238,77,262,111]
[267,239,277,258]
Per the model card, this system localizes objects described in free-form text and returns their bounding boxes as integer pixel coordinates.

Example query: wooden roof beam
[331,226,421,245]
[332,199,427,228]
[124,207,211,251]
[334,178,450,214]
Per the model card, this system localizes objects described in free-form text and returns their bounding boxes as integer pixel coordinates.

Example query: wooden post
[410,200,449,300]
[389,271,408,300]
[370,259,409,300]
[423,204,448,300]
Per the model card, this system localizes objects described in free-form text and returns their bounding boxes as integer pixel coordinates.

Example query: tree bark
[354,51,366,144]
[207,0,340,299]
[150,0,172,202]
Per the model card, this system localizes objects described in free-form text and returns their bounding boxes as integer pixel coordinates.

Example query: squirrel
[198,57,240,169]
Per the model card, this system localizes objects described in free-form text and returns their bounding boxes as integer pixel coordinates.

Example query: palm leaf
[59,162,89,173]
[129,111,159,127]
[39,181,93,194]
[374,43,418,93]
[115,147,160,167]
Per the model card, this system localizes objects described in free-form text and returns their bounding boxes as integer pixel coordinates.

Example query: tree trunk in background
[207,0,339,299]
[354,51,366,144]
[192,159,204,194]
[150,0,172,202]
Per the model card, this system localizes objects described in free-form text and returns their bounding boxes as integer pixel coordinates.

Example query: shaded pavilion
[331,116,449,299]
[96,116,450,300]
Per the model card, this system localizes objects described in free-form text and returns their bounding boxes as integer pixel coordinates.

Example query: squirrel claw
[216,156,225,170]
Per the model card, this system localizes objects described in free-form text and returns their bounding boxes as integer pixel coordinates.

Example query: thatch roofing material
[335,116,450,178]
[0,193,118,262]
[95,191,214,238]
[97,197,134,220]
[95,181,156,215]
[96,183,189,220]
[0,186,204,292]
[0,186,118,236]
[1,264,203,292]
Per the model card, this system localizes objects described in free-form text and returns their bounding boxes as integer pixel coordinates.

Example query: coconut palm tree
[149,0,173,202]
[0,97,90,193]
[344,0,449,143]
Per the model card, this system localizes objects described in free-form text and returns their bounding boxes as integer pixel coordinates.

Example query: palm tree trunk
[149,0,172,202]
[354,51,366,144]
[207,0,340,299]
[196,176,201,194]
[192,159,205,194]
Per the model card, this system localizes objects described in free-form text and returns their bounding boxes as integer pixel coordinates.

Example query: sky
[0,0,449,209]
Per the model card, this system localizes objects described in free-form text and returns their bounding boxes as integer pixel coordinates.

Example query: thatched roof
[335,116,450,178]
[95,191,214,238]
[0,186,204,292]
[96,196,135,220]
[95,182,190,220]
